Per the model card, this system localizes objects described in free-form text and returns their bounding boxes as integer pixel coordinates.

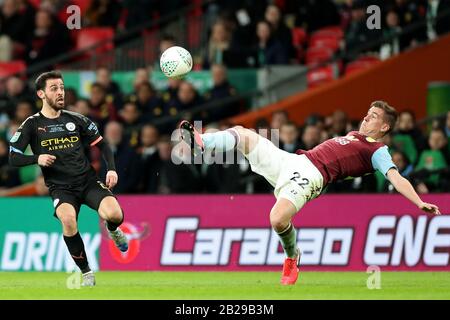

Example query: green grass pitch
[0,272,449,300]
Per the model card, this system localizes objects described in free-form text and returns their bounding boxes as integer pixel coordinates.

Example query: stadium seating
[307,64,337,88]
[305,46,334,67]
[0,60,26,79]
[309,32,341,51]
[75,27,115,66]
[76,27,114,54]
[291,27,307,62]
[308,26,344,52]
[344,56,380,75]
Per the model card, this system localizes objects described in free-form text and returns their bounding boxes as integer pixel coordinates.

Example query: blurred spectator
[13,100,35,123]
[295,0,341,33]
[159,34,176,55]
[379,10,404,60]
[0,137,20,188]
[69,98,92,117]
[136,124,160,192]
[166,81,203,122]
[344,1,382,57]
[84,0,122,28]
[100,121,141,193]
[425,0,450,41]
[95,67,123,108]
[413,128,449,192]
[339,0,355,30]
[0,76,33,118]
[129,81,165,130]
[269,109,288,143]
[88,82,118,132]
[270,110,289,130]
[203,21,233,69]
[299,124,321,150]
[393,0,428,46]
[393,149,415,177]
[382,150,414,193]
[265,4,295,61]
[161,77,181,105]
[393,110,427,163]
[328,110,349,137]
[252,20,289,67]
[64,87,78,108]
[203,64,238,122]
[156,135,203,193]
[133,67,151,93]
[279,121,301,152]
[118,101,141,147]
[39,0,71,14]
[25,9,71,66]
[0,0,33,60]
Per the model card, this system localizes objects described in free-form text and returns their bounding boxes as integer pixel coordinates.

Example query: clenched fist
[106,170,118,189]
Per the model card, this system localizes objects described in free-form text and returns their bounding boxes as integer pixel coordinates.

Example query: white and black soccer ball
[160,46,193,78]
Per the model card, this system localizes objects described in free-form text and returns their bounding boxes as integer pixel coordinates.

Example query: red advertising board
[100,194,449,271]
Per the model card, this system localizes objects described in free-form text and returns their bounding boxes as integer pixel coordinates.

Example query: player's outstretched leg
[179,121,260,156]
[56,204,95,287]
[98,196,128,252]
[270,198,301,285]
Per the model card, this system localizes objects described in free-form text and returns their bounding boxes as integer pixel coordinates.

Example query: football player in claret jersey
[9,71,129,287]
[179,101,440,286]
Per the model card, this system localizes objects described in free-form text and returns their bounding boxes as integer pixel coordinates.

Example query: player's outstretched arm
[386,168,441,215]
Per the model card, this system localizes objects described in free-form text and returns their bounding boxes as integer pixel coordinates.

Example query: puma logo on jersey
[38,127,47,132]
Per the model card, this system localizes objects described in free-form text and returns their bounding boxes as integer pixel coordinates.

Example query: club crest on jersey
[334,135,358,145]
[66,122,76,131]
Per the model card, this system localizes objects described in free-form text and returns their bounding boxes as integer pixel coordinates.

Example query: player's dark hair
[35,71,63,91]
[370,100,398,135]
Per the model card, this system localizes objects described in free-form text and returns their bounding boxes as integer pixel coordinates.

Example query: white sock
[201,129,239,152]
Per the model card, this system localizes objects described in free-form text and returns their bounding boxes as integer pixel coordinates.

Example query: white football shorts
[245,136,324,211]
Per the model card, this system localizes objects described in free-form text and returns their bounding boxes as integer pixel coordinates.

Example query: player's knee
[269,210,290,232]
[59,214,78,233]
[106,207,123,223]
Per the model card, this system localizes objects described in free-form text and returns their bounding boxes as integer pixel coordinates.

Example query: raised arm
[386,168,441,215]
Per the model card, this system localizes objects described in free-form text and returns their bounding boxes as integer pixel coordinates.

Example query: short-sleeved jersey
[9,110,102,186]
[296,131,396,186]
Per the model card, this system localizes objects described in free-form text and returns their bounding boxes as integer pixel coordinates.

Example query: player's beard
[45,94,65,111]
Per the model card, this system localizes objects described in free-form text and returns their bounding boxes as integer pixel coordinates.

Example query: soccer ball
[160,46,193,78]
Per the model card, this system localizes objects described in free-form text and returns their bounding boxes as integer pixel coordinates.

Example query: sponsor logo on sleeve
[10,132,21,143]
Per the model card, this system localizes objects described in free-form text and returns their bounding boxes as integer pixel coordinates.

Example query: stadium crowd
[0,64,449,196]
[0,0,449,196]
[0,0,449,66]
